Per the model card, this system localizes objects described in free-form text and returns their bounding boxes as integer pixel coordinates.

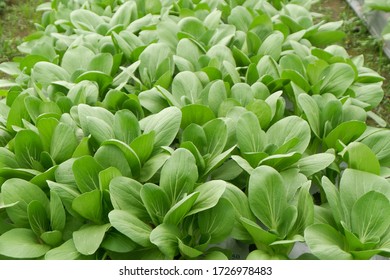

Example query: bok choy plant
[0,0,389,260]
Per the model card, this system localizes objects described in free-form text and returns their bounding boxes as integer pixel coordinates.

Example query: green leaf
[298,94,321,138]
[87,116,115,145]
[296,153,335,177]
[292,184,314,235]
[172,71,203,104]
[339,169,390,225]
[150,224,180,259]
[94,145,132,178]
[140,183,170,225]
[72,156,103,193]
[45,239,81,260]
[139,153,170,183]
[176,38,202,70]
[37,117,59,152]
[240,217,278,246]
[61,46,95,75]
[246,99,272,129]
[73,224,111,255]
[0,147,18,169]
[32,62,70,88]
[198,198,235,244]
[182,123,207,154]
[109,210,152,247]
[49,190,66,232]
[0,228,51,259]
[70,9,104,31]
[305,224,352,260]
[228,6,252,31]
[14,130,43,170]
[110,1,137,27]
[160,148,198,204]
[6,92,30,130]
[47,181,80,217]
[2,179,49,227]
[237,111,266,153]
[77,104,114,133]
[50,123,78,163]
[361,130,390,166]
[109,177,149,220]
[40,230,63,247]
[351,191,390,243]
[203,118,228,159]
[321,176,344,226]
[101,140,141,178]
[114,110,140,145]
[164,192,199,226]
[72,190,102,224]
[101,231,137,253]
[266,116,310,154]
[139,43,173,86]
[248,166,291,233]
[187,180,226,216]
[98,167,122,192]
[28,200,49,237]
[258,31,284,60]
[319,63,355,97]
[208,80,227,115]
[140,107,181,148]
[88,53,113,75]
[324,121,366,150]
[178,239,203,258]
[130,132,155,164]
[181,104,215,129]
[344,142,381,175]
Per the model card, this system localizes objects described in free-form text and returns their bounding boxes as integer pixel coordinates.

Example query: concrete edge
[345,0,390,58]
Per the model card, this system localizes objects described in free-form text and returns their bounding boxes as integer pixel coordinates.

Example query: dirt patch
[313,0,390,126]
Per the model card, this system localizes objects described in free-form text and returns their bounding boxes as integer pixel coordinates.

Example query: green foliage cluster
[0,0,389,260]
[0,0,6,13]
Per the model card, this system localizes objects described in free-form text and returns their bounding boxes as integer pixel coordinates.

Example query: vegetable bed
[0,0,389,260]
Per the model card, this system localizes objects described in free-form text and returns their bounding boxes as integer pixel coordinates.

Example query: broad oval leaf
[0,228,51,259]
[319,63,355,97]
[28,200,49,237]
[114,109,140,145]
[45,239,81,260]
[248,166,290,233]
[296,153,335,177]
[164,192,199,226]
[236,111,266,153]
[140,183,170,225]
[344,142,381,175]
[140,107,181,148]
[2,179,49,227]
[150,224,181,259]
[73,224,111,255]
[50,122,78,163]
[109,210,152,247]
[266,116,310,154]
[198,198,235,244]
[72,189,102,224]
[181,104,215,129]
[339,169,390,228]
[160,148,198,204]
[187,180,226,216]
[109,176,149,220]
[351,191,390,244]
[172,71,203,105]
[305,224,352,260]
[72,156,103,193]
